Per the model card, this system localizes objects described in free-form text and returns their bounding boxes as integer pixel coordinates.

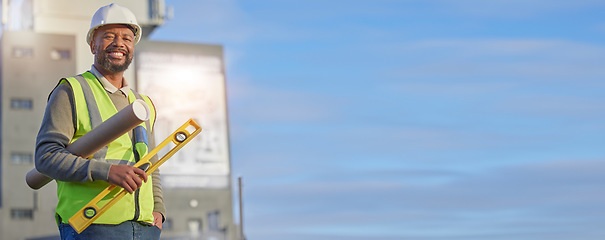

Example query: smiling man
[35,4,165,240]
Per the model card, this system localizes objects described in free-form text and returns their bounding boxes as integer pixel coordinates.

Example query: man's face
[91,24,135,73]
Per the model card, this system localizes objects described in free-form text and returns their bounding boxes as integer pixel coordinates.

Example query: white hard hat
[86,3,142,46]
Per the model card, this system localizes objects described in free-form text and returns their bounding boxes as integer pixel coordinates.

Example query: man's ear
[90,40,97,54]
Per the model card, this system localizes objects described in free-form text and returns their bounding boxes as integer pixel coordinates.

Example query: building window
[11,209,33,220]
[11,152,33,164]
[187,218,202,234]
[10,98,33,110]
[12,47,34,58]
[208,211,220,231]
[50,49,71,60]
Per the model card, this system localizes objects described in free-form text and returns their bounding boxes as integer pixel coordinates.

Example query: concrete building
[0,1,238,239]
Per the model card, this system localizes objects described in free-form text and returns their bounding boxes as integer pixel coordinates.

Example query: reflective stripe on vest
[55,71,156,225]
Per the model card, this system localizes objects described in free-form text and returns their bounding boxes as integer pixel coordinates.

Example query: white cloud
[380,38,605,123]
[495,94,605,118]
[383,38,605,81]
[434,0,605,19]
[228,80,345,124]
[240,159,605,239]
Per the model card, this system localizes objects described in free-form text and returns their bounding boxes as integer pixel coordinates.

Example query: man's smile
[106,50,127,59]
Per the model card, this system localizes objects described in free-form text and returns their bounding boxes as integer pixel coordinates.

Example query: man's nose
[111,37,125,47]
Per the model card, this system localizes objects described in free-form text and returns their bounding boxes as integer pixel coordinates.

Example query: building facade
[0,1,238,239]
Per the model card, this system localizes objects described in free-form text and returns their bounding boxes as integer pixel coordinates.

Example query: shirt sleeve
[34,83,113,182]
[152,170,166,220]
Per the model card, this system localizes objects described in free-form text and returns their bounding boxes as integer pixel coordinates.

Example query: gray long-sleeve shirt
[34,68,166,217]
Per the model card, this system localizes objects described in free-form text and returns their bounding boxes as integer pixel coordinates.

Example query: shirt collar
[90,65,131,96]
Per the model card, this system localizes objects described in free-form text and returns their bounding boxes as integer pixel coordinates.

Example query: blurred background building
[0,0,238,239]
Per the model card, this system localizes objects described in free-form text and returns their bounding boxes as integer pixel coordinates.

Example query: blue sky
[149,1,605,239]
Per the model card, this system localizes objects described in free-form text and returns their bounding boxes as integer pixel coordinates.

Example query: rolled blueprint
[25,99,151,189]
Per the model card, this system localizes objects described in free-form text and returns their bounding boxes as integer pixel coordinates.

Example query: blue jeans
[59,221,161,240]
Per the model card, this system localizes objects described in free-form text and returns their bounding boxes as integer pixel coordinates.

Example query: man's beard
[96,50,132,73]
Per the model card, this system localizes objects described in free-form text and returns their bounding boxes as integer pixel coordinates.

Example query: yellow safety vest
[55,71,156,225]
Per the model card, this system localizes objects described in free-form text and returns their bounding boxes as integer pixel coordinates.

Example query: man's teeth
[110,52,124,57]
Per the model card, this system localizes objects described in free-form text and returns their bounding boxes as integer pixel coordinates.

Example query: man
[35,3,164,239]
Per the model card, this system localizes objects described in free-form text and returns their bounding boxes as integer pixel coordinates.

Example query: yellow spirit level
[68,119,202,233]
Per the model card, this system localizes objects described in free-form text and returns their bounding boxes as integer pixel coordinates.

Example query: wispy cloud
[431,0,605,18]
[242,159,605,239]
[229,82,343,123]
[381,38,605,81]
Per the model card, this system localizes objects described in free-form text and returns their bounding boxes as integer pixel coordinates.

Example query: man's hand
[152,212,163,229]
[108,165,147,193]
